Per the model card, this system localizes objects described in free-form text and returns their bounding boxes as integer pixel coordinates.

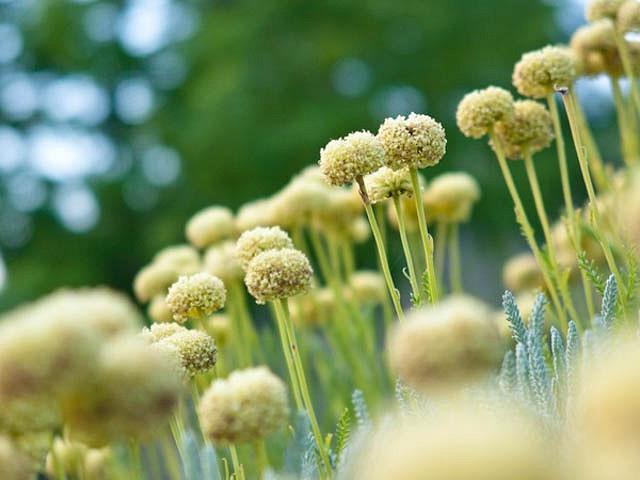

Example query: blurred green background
[0,0,623,309]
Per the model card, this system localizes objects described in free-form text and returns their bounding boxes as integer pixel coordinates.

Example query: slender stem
[409,167,439,303]
[128,441,144,480]
[434,222,448,292]
[340,237,355,279]
[448,223,463,294]
[229,445,245,480]
[614,30,640,117]
[610,76,639,166]
[547,94,577,219]
[524,152,580,324]
[253,441,269,479]
[489,131,568,329]
[271,302,303,410]
[392,196,421,302]
[572,95,609,191]
[562,90,625,292]
[274,299,331,477]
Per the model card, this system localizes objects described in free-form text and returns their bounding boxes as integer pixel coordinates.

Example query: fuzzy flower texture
[165,272,226,323]
[319,130,384,186]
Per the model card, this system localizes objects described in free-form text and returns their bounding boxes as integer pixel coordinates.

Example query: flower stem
[434,222,448,292]
[572,95,609,191]
[614,30,640,117]
[270,302,303,410]
[273,299,331,477]
[448,223,463,294]
[524,152,579,324]
[489,131,568,329]
[409,167,439,303]
[392,196,421,303]
[229,444,245,480]
[610,76,640,166]
[356,176,405,321]
[253,441,269,479]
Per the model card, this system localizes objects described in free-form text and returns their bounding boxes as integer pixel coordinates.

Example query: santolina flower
[618,0,640,32]
[153,244,201,272]
[271,176,331,228]
[235,226,294,270]
[348,216,371,244]
[319,130,385,186]
[147,295,174,323]
[165,272,226,323]
[377,113,446,170]
[204,240,244,284]
[586,0,626,21]
[364,167,414,203]
[456,87,514,138]
[244,248,313,304]
[387,295,503,391]
[571,20,622,76]
[346,270,387,304]
[492,100,554,159]
[235,198,278,232]
[513,46,578,98]
[140,322,187,343]
[502,252,544,293]
[133,262,181,303]
[198,366,289,444]
[62,337,183,447]
[423,172,481,223]
[185,206,235,249]
[160,329,217,377]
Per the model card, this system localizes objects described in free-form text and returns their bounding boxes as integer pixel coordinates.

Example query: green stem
[434,222,448,293]
[253,441,269,479]
[448,223,463,294]
[229,445,245,480]
[524,152,580,325]
[409,167,439,303]
[273,299,331,477]
[547,94,577,218]
[614,30,640,117]
[128,441,144,480]
[489,131,568,329]
[572,94,609,191]
[562,90,625,295]
[392,196,421,303]
[610,76,639,166]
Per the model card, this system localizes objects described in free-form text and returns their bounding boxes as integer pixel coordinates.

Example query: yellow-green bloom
[456,87,514,139]
[185,206,235,249]
[166,272,227,323]
[513,46,578,98]
[319,130,385,186]
[235,226,294,270]
[492,100,554,160]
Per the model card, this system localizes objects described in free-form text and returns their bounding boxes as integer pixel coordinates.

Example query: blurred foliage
[0,0,620,309]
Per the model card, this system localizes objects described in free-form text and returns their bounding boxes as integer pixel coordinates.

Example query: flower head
[319,130,385,186]
[513,46,578,98]
[235,198,278,232]
[198,366,289,444]
[586,0,626,21]
[204,240,244,284]
[140,322,187,343]
[571,20,624,76]
[147,295,174,323]
[165,273,226,323]
[424,172,481,223]
[377,113,446,170]
[160,329,217,377]
[502,252,544,293]
[0,435,30,480]
[244,248,313,304]
[346,270,386,304]
[364,167,414,203]
[387,295,503,391]
[618,0,640,32]
[456,87,514,138]
[492,100,554,159]
[133,262,181,303]
[235,226,294,270]
[185,206,235,249]
[271,177,331,227]
[153,244,201,272]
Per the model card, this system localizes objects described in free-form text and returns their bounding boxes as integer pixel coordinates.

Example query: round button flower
[513,46,578,98]
[377,113,446,170]
[198,366,289,444]
[586,0,626,21]
[159,329,217,377]
[244,248,313,304]
[364,167,414,203]
[618,0,640,32]
[456,87,514,139]
[492,100,554,160]
[235,226,294,270]
[319,130,385,186]
[165,272,226,323]
[185,206,235,249]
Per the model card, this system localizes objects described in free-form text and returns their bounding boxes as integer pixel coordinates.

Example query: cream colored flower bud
[133,262,181,303]
[387,295,503,391]
[204,240,244,284]
[377,113,446,170]
[140,322,188,343]
[312,188,363,235]
[364,167,414,203]
[160,330,217,376]
[244,248,313,304]
[347,270,386,304]
[319,130,385,186]
[185,206,235,249]
[618,0,640,32]
[456,87,514,138]
[586,0,626,21]
[147,295,174,323]
[502,252,544,293]
[62,337,183,447]
[166,273,226,323]
[271,177,331,227]
[423,172,481,223]
[235,226,294,270]
[0,435,30,480]
[492,100,554,159]
[235,198,278,232]
[571,20,622,76]
[153,244,201,272]
[513,46,578,98]
[198,366,289,444]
